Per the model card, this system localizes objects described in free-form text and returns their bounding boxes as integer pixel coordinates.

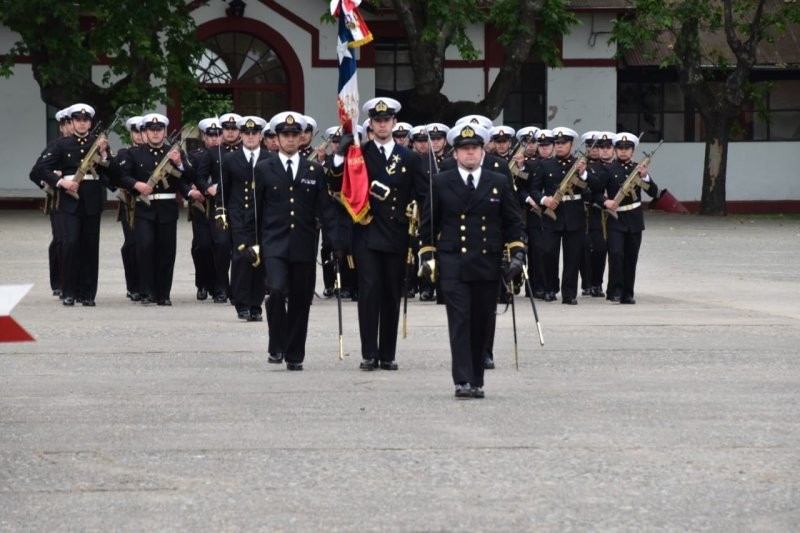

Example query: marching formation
[30,98,659,399]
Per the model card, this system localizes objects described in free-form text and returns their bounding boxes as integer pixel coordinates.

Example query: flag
[0,284,34,342]
[331,0,372,223]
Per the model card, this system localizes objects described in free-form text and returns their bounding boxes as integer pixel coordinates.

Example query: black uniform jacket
[334,140,427,256]
[254,156,344,262]
[527,155,587,232]
[117,143,195,223]
[591,158,659,233]
[37,133,118,216]
[219,148,274,243]
[420,168,523,282]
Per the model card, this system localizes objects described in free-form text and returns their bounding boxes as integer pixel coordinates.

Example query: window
[374,38,414,95]
[618,68,800,141]
[194,32,289,118]
[502,63,547,130]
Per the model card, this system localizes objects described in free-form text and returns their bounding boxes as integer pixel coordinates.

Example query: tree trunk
[699,119,730,215]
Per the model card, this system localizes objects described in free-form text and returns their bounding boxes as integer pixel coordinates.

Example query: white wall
[563,13,616,60]
[546,66,616,131]
[0,64,48,197]
[643,142,800,202]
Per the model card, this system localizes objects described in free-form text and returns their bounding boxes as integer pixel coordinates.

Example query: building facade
[1,0,798,210]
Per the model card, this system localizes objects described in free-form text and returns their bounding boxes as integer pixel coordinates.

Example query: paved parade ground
[1,208,799,531]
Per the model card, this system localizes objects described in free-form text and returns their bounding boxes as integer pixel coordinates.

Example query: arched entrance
[192,17,304,118]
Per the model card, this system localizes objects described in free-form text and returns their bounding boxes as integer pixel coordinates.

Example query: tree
[361,0,577,124]
[612,0,800,215]
[0,0,210,127]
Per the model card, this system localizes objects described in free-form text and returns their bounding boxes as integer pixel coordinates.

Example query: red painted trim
[562,58,618,67]
[444,60,485,68]
[195,17,305,111]
[258,0,338,67]
[0,54,32,64]
[485,26,504,68]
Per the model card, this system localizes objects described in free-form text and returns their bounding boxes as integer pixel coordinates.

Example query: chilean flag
[331,0,373,223]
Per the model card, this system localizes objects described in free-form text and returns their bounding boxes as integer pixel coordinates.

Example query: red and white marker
[0,284,34,342]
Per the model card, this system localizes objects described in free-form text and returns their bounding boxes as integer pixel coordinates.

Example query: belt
[616,201,641,212]
[63,174,99,181]
[139,193,177,201]
[561,194,582,201]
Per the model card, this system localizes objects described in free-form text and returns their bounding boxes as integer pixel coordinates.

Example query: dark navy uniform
[419,137,524,395]
[114,145,140,300]
[527,150,587,304]
[255,149,344,366]
[117,139,195,305]
[187,145,216,299]
[30,137,64,296]
[220,146,273,319]
[585,157,610,296]
[591,157,658,303]
[38,130,113,305]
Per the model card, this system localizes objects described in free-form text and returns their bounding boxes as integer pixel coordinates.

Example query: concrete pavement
[1,209,799,531]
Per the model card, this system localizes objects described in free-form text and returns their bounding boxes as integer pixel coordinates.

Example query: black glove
[244,246,258,264]
[332,249,346,262]
[504,250,525,282]
[335,133,355,156]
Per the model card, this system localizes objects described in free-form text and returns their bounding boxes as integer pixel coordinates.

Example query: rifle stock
[605,140,663,220]
[543,153,589,220]
[138,129,187,206]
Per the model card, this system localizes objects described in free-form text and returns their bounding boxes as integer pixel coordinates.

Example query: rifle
[605,140,663,220]
[308,136,331,162]
[65,115,120,200]
[402,200,419,339]
[503,248,520,371]
[508,137,531,181]
[543,139,597,220]
[42,183,55,215]
[138,127,189,206]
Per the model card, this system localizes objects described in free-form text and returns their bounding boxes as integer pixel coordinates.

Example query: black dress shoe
[379,360,398,370]
[129,292,141,302]
[339,289,352,299]
[62,296,75,306]
[590,286,605,297]
[483,357,495,370]
[533,290,545,300]
[157,299,172,306]
[562,298,578,305]
[419,289,434,301]
[471,386,485,399]
[237,309,250,320]
[454,383,473,398]
[268,353,284,364]
[406,288,416,298]
[286,362,304,371]
[581,288,591,296]
[620,296,636,304]
[52,289,61,297]
[544,292,557,302]
[82,299,96,307]
[322,287,334,298]
[607,294,621,302]
[213,293,227,303]
[350,291,358,302]
[360,358,378,370]
[196,288,208,301]
[247,308,262,321]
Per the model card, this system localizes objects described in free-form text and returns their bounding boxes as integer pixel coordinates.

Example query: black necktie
[286,159,293,181]
[249,152,255,168]
[467,173,475,192]
[380,146,386,159]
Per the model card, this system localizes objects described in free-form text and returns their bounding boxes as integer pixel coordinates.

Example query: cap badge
[432,127,439,132]
[622,136,628,141]
[470,118,479,124]
[286,115,295,125]
[375,101,388,112]
[151,117,158,123]
[81,108,87,114]
[461,126,475,138]
[246,119,255,128]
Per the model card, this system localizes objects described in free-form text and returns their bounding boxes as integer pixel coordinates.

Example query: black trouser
[230,240,265,310]
[353,239,404,361]
[320,228,335,290]
[60,210,101,300]
[541,227,583,301]
[134,215,177,301]
[526,218,546,295]
[588,228,607,288]
[265,258,316,362]
[190,213,216,292]
[607,230,642,300]
[211,221,231,298]
[119,209,139,294]
[441,278,497,388]
[48,209,62,291]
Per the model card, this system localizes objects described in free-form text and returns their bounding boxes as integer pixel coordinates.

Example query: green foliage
[0,0,208,118]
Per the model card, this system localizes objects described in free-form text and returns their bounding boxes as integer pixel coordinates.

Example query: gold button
[460,225,466,231]
[461,236,466,242]
[290,211,295,216]
[244,188,249,192]
[461,247,467,253]
[391,206,396,211]
[290,223,295,229]
[482,249,487,254]
[483,237,487,242]
[289,186,293,191]
[481,216,486,221]
[244,196,249,200]
[244,203,249,208]
[290,198,295,203]
[481,226,486,231]
[460,214,465,220]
